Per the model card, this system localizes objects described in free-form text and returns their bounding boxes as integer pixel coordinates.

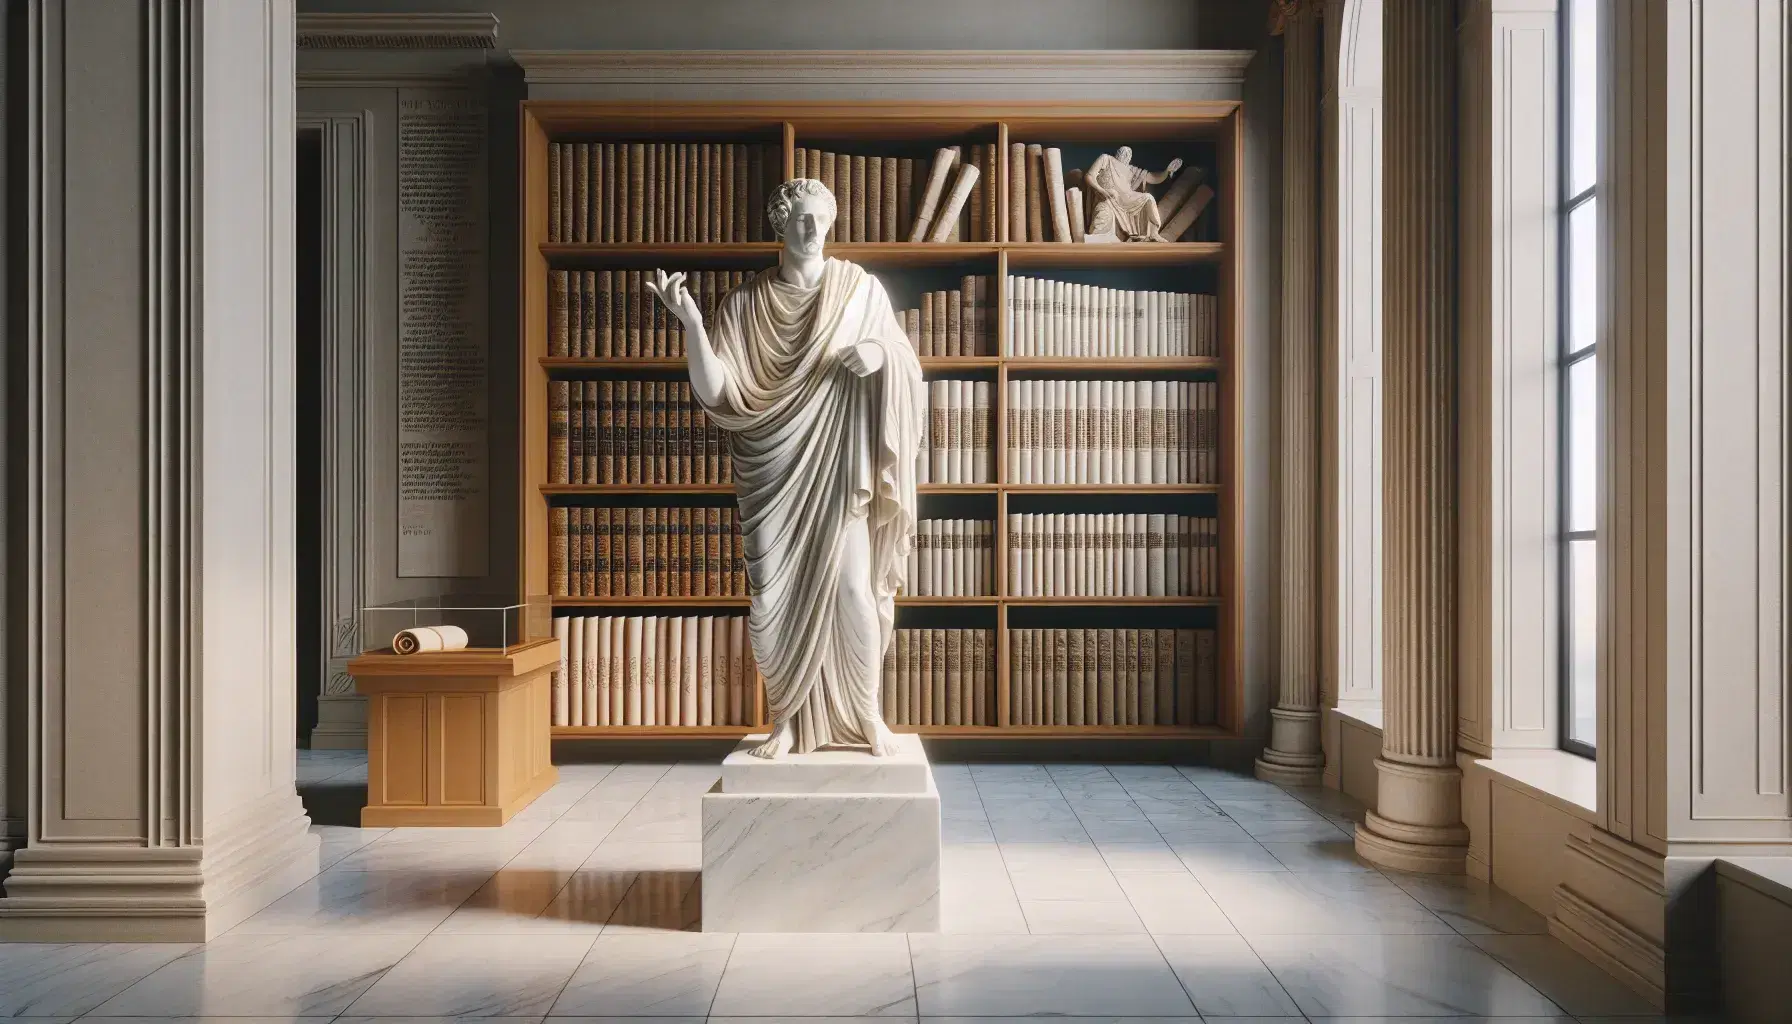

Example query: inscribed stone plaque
[397,90,488,577]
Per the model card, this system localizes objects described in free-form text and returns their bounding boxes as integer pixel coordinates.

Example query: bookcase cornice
[513,50,1253,101]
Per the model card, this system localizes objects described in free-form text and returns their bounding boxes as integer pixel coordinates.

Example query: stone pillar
[0,0,317,941]
[1549,1,1792,1011]
[1257,0,1325,787]
[1352,0,1469,874]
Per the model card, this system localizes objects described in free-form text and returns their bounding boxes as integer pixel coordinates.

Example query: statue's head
[1115,145,1134,164]
[768,178,836,258]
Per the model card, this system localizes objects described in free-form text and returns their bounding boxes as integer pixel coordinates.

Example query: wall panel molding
[297,13,498,50]
[301,110,374,750]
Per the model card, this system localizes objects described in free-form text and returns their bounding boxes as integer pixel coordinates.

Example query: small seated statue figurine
[1083,146,1185,242]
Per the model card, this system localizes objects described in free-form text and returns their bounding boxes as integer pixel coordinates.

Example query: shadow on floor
[299,778,368,827]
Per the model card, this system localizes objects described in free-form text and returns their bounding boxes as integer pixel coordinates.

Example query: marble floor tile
[941,817,996,844]
[377,820,552,844]
[548,932,734,1016]
[1248,932,1564,1017]
[1238,816,1354,842]
[1199,870,1454,935]
[545,798,639,825]
[229,868,492,935]
[1152,933,1302,1017]
[1166,840,1287,876]
[84,1017,333,1024]
[1079,818,1169,843]
[709,933,915,1016]
[1018,898,1146,933]
[531,868,640,931]
[344,933,597,1017]
[328,837,533,873]
[988,815,1091,843]
[0,943,196,1017]
[312,825,387,870]
[583,840,701,873]
[1150,818,1256,843]
[601,870,701,933]
[973,779,1063,801]
[996,841,1109,873]
[969,764,1053,780]
[910,934,1195,1016]
[1303,1017,1573,1023]
[1006,866,1125,902]
[1114,871,1236,934]
[1260,837,1378,872]
[1096,840,1186,873]
[88,933,422,1017]
[1381,871,1550,935]
[1468,933,1663,1016]
[432,865,582,933]
[603,797,700,843]
[925,1019,1191,1023]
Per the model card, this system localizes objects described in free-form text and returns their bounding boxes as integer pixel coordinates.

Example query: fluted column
[1257,0,1325,786]
[1353,0,1468,873]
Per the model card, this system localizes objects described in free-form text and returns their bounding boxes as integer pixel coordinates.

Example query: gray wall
[298,0,1233,51]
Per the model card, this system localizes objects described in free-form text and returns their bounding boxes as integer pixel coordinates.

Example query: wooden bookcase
[520,101,1242,740]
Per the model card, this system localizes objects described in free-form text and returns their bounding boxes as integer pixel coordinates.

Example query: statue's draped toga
[698,258,924,754]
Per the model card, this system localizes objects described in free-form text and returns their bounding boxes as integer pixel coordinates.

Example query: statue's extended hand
[841,340,884,377]
[1165,158,1184,178]
[645,269,703,326]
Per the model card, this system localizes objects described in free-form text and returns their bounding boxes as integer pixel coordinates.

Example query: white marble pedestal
[701,733,941,932]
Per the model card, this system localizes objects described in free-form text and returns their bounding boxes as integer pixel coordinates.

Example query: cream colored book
[1044,147,1070,241]
[583,615,602,726]
[1162,183,1215,242]
[695,615,713,726]
[1175,629,1198,727]
[945,629,962,726]
[968,629,985,726]
[909,147,959,242]
[1066,187,1086,243]
[624,616,643,725]
[724,615,743,727]
[1167,515,1183,597]
[1007,141,1028,242]
[567,615,585,727]
[552,616,570,727]
[927,163,980,244]
[1136,628,1157,725]
[682,615,700,726]
[660,617,681,727]
[1024,144,1045,242]
[1055,627,1075,727]
[641,615,660,726]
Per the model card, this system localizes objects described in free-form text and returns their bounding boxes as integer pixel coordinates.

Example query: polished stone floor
[0,749,1708,1022]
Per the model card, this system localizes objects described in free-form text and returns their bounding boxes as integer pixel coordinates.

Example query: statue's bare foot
[869,719,900,757]
[749,721,794,759]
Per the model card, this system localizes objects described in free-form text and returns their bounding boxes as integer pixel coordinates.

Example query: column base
[309,693,367,750]
[1352,757,1468,874]
[0,791,319,942]
[1255,706,1324,786]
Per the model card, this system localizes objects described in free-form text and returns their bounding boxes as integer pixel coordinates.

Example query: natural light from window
[1560,0,1597,756]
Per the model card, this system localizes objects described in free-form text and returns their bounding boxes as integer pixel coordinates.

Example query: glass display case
[359,594,551,653]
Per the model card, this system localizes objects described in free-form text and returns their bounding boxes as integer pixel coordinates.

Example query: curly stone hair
[766,178,838,240]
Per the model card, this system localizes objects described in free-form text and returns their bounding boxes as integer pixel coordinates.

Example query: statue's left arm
[1141,157,1185,187]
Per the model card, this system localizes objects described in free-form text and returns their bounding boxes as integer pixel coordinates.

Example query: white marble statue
[646,179,925,759]
[1084,146,1184,242]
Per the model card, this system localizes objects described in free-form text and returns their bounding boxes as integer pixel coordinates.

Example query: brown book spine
[864,155,882,242]
[1008,142,1027,243]
[625,380,642,484]
[718,143,735,243]
[684,143,700,245]
[627,143,646,242]
[878,156,898,243]
[656,381,672,483]
[820,151,839,241]
[794,147,806,179]
[732,511,747,595]
[947,289,963,358]
[666,508,683,596]
[678,384,693,484]
[919,292,935,358]
[960,277,978,355]
[653,272,668,357]
[547,142,563,241]
[582,381,598,484]
[931,291,950,358]
[984,144,999,242]
[549,507,569,595]
[598,380,615,483]
[747,144,765,242]
[600,143,616,243]
[674,143,689,243]
[733,143,749,242]
[897,157,915,240]
[707,406,722,483]
[575,143,591,242]
[650,142,664,243]
[705,508,722,595]
[1025,144,1045,242]
[568,384,584,485]
[968,147,984,243]
[567,269,584,359]
[580,271,597,358]
[579,507,595,597]
[549,270,569,357]
[696,143,711,243]
[594,507,612,597]
[548,381,570,484]
[840,154,860,242]
[610,511,626,596]
[597,270,613,357]
[558,142,575,241]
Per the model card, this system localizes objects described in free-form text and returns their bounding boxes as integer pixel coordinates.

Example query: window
[1559,0,1598,756]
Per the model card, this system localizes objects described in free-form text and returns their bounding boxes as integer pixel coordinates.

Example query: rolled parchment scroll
[392,625,470,655]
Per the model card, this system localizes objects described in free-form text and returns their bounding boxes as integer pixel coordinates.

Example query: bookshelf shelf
[521,100,1242,740]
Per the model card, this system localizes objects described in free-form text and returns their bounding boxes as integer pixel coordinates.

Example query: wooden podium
[349,638,559,827]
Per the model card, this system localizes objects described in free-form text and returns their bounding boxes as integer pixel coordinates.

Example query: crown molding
[297,13,498,50]
[512,49,1254,88]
